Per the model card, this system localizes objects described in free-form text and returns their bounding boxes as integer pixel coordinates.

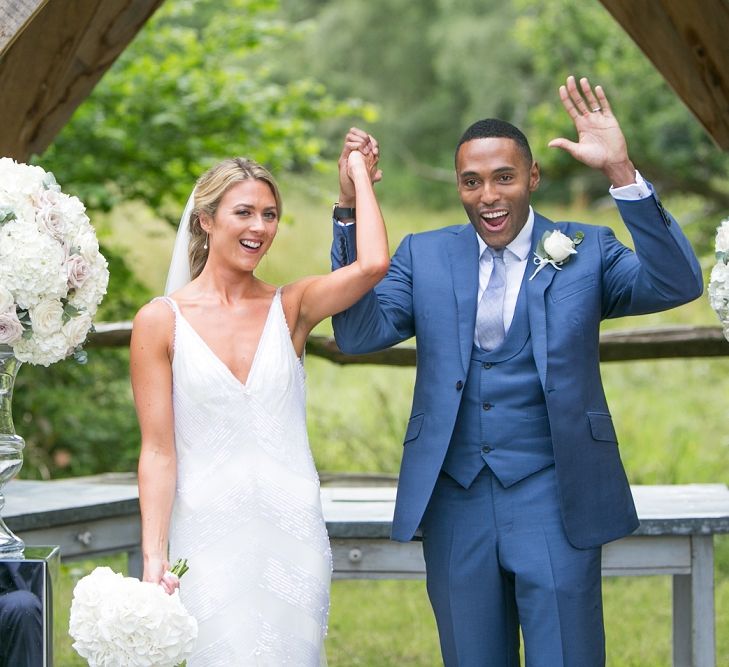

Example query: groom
[330,76,703,665]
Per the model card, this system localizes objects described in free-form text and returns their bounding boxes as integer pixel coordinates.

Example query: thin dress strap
[151,295,181,315]
[150,296,180,356]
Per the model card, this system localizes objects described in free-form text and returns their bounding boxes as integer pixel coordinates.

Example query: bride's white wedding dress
[157,289,331,666]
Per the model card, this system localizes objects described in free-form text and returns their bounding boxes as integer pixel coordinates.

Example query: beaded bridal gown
[157,290,331,666]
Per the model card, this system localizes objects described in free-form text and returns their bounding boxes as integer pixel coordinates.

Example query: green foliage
[513,0,729,217]
[39,0,373,216]
[279,0,729,239]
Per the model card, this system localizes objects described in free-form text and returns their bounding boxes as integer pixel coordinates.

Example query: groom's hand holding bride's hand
[338,127,382,208]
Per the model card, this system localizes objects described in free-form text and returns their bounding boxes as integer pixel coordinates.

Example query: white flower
[63,311,93,349]
[709,218,729,342]
[0,310,24,345]
[0,159,106,364]
[715,219,729,254]
[529,229,584,280]
[0,220,67,309]
[69,566,198,667]
[543,230,578,263]
[0,285,13,313]
[12,330,70,367]
[30,300,64,337]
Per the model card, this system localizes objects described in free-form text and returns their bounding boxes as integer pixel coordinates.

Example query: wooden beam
[0,0,165,161]
[86,323,729,364]
[0,0,49,55]
[600,0,729,150]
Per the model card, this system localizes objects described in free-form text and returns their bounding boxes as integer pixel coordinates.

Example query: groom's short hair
[455,119,533,167]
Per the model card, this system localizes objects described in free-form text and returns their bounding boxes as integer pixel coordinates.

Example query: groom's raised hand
[338,127,381,208]
[548,75,635,187]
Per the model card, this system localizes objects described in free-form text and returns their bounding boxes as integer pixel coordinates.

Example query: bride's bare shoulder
[132,298,175,340]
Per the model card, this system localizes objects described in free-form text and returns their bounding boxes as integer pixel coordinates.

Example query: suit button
[481,445,492,454]
[482,402,492,411]
[455,380,464,391]
[482,362,493,369]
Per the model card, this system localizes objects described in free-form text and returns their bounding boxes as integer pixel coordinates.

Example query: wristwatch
[332,203,356,223]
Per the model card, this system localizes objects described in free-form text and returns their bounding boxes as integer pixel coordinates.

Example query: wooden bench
[5,477,729,666]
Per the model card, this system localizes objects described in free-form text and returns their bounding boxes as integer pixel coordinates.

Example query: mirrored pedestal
[0,546,59,667]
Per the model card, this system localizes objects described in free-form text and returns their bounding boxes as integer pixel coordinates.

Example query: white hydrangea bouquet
[69,561,198,667]
[0,157,109,366]
[708,217,729,341]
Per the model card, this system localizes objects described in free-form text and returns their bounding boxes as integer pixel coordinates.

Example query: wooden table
[5,478,728,667]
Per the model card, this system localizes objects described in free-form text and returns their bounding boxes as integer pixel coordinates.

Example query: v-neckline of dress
[173,289,279,389]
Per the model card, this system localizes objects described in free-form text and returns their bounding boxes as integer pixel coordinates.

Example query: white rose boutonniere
[529,229,584,280]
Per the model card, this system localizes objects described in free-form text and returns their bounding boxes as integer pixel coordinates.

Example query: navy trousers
[421,465,605,667]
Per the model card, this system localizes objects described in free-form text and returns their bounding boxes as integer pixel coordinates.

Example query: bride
[130,128,387,665]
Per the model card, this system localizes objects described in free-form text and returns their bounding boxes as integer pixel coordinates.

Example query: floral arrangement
[69,561,197,667]
[708,217,729,341]
[0,158,109,366]
[529,229,584,280]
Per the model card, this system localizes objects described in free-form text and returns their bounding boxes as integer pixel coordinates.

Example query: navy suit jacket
[331,190,703,549]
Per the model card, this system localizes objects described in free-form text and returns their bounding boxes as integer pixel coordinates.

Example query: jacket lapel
[527,214,557,388]
[447,224,479,375]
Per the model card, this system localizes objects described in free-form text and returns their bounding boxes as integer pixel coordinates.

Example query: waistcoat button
[482,362,493,369]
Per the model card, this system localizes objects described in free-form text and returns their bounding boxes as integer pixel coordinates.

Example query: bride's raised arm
[285,130,389,353]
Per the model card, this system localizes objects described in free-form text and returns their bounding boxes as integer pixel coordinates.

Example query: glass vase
[0,344,25,557]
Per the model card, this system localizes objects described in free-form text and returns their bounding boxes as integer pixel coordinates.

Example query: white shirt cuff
[609,170,651,200]
[334,219,355,227]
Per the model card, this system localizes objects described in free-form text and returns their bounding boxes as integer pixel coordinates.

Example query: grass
[52,182,729,664]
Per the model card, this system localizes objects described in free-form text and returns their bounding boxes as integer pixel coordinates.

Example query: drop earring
[204,233,209,250]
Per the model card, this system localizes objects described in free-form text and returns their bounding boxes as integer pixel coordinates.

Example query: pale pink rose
[0,310,24,345]
[65,254,90,289]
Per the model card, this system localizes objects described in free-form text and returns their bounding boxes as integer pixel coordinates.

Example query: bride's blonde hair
[188,158,282,279]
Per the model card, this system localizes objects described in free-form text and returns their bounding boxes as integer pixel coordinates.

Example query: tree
[40,0,372,216]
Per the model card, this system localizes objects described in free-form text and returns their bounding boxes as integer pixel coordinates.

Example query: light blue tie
[476,247,506,351]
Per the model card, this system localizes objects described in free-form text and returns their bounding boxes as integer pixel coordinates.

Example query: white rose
[65,254,90,289]
[63,312,93,349]
[0,285,14,312]
[30,299,64,337]
[0,310,24,345]
[543,230,577,263]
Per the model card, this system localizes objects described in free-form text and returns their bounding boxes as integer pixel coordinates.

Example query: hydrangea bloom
[69,567,198,667]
